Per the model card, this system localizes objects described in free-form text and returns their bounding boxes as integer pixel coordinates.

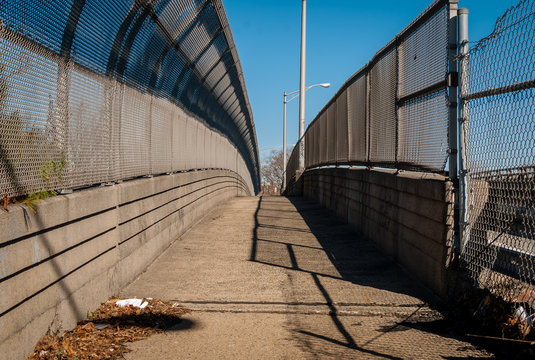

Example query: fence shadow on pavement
[248,195,496,359]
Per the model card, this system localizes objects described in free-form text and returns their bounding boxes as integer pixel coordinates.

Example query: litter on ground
[27,296,190,360]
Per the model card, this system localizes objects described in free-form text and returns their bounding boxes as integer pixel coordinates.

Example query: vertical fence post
[395,37,400,168]
[366,69,371,165]
[447,0,460,250]
[458,8,469,251]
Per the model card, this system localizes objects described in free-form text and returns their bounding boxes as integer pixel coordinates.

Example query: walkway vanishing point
[120,196,492,359]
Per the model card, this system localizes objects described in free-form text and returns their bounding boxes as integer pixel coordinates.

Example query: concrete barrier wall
[0,169,250,359]
[302,167,454,298]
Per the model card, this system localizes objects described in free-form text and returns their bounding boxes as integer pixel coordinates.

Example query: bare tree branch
[260,148,291,194]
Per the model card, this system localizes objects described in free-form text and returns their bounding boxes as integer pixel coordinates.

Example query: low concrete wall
[303,167,454,298]
[0,169,250,360]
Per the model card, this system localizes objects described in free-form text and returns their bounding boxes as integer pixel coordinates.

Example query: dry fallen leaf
[3,194,9,212]
[27,297,191,360]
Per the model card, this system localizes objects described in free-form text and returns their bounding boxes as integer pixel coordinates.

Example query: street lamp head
[319,83,331,88]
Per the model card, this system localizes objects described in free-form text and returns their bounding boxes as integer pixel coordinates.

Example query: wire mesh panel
[460,0,535,316]
[0,0,260,198]
[151,97,173,174]
[398,91,449,170]
[336,90,349,163]
[368,49,397,165]
[327,105,337,163]
[313,121,320,167]
[223,136,230,171]
[109,82,123,182]
[196,122,205,169]
[211,130,218,169]
[0,32,67,196]
[216,134,223,169]
[170,109,183,171]
[208,129,215,169]
[319,111,328,165]
[311,121,319,168]
[347,74,367,163]
[119,86,150,180]
[305,127,312,168]
[0,0,73,55]
[285,139,300,185]
[203,124,211,168]
[398,7,448,97]
[185,118,197,170]
[71,0,132,76]
[68,70,113,188]
[299,0,451,174]
[397,5,449,170]
[226,138,235,172]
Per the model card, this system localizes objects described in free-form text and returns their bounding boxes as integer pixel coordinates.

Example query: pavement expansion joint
[172,300,443,318]
[170,299,428,307]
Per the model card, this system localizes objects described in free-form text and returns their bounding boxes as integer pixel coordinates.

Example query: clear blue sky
[223,0,516,162]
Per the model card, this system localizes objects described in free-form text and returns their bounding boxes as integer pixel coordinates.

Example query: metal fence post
[458,8,469,251]
[447,0,459,250]
[395,37,400,168]
[366,69,371,165]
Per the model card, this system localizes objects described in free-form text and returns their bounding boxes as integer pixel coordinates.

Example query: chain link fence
[287,0,535,325]
[460,0,535,318]
[286,0,456,186]
[0,0,259,199]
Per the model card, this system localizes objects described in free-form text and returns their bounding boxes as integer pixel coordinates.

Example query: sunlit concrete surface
[121,196,492,359]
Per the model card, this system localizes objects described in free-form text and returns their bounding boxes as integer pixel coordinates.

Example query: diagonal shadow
[286,197,439,300]
[257,214,304,221]
[257,238,324,251]
[258,223,312,233]
[295,273,407,360]
[249,195,262,261]
[247,196,418,358]
[248,195,494,358]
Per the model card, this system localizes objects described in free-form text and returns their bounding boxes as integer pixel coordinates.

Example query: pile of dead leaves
[453,289,535,358]
[27,297,190,360]
[457,289,535,341]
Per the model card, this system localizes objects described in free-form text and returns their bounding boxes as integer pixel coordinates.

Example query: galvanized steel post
[458,7,469,250]
[447,0,460,250]
[298,0,307,170]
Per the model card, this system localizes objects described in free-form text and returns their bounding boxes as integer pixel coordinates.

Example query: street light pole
[282,83,330,190]
[298,0,307,170]
[283,91,288,189]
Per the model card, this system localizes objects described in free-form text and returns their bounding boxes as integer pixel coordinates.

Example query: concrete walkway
[121,196,492,359]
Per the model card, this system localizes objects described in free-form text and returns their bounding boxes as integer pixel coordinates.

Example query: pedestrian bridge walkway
[120,196,491,359]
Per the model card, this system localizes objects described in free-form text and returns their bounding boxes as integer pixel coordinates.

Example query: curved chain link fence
[0,0,260,198]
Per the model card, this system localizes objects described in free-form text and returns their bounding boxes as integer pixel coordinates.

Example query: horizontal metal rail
[462,78,535,101]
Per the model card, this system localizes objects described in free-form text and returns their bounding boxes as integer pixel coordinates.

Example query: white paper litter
[515,305,532,324]
[94,323,111,330]
[115,299,149,309]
